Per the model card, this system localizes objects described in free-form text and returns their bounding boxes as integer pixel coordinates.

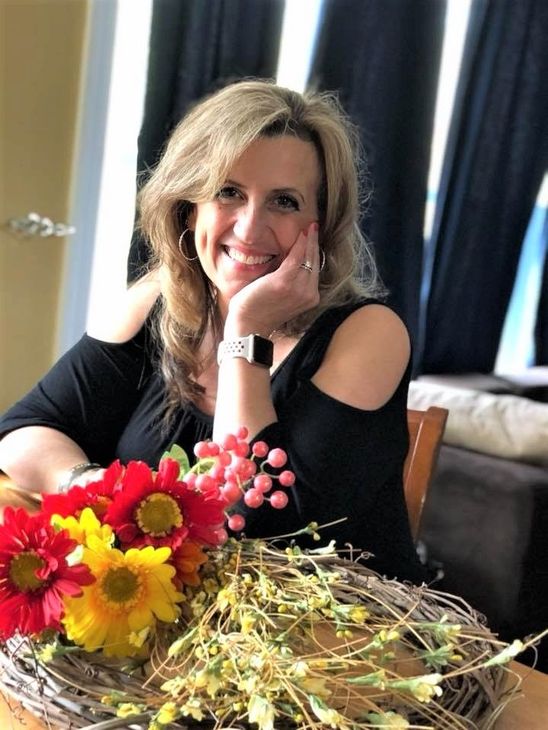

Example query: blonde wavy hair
[138,79,384,411]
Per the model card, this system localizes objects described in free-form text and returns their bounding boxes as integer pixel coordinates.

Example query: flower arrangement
[0,430,544,729]
[0,428,292,657]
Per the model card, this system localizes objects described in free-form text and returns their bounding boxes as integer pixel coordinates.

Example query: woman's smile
[222,245,276,267]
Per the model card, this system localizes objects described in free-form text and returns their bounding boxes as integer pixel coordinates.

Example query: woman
[0,80,425,583]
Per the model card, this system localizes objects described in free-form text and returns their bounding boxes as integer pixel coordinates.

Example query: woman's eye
[216,186,241,202]
[275,194,300,211]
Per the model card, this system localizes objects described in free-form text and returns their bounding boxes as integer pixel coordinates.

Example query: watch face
[253,335,274,366]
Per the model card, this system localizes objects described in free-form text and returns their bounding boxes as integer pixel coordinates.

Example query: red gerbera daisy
[0,507,94,640]
[42,460,124,522]
[104,458,226,551]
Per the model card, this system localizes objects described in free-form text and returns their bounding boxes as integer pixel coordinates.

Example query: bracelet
[58,462,101,493]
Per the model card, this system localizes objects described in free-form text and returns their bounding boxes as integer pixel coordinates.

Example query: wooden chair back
[404,406,449,541]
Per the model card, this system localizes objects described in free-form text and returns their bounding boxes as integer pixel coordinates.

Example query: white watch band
[217,334,273,367]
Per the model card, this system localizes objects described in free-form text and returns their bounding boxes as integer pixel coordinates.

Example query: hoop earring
[319,248,326,272]
[178,229,198,261]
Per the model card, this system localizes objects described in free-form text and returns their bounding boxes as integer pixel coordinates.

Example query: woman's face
[189,135,321,312]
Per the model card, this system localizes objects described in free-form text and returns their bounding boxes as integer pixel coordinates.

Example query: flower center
[100,566,142,606]
[9,551,46,592]
[135,493,183,536]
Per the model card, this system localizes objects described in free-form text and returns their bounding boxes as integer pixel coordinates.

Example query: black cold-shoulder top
[0,300,427,583]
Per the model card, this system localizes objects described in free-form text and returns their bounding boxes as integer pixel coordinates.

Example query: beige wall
[0,0,89,411]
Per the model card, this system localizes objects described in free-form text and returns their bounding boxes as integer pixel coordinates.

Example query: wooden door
[0,0,88,412]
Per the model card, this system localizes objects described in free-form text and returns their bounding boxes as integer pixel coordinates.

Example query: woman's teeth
[225,247,274,265]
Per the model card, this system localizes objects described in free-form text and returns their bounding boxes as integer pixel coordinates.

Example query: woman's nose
[233,203,265,243]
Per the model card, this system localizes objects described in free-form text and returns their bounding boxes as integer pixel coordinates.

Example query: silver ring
[299,261,313,272]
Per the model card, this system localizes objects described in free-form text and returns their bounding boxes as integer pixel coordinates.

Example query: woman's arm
[0,274,160,493]
[213,226,320,441]
[0,426,93,493]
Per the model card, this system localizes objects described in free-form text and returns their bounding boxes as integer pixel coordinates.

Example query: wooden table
[1,661,547,729]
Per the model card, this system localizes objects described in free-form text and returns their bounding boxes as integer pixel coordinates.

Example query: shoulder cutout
[86,272,161,343]
[311,304,410,410]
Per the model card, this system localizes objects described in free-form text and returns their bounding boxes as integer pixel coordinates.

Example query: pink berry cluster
[188,427,296,535]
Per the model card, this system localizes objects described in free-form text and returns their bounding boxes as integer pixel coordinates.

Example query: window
[276,0,323,92]
[59,0,152,353]
[496,175,548,372]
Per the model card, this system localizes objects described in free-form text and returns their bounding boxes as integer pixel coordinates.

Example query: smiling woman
[0,79,425,585]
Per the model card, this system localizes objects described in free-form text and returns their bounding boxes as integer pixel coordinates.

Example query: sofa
[408,372,548,672]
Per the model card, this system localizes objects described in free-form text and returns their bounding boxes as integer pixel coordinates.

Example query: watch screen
[254,336,274,365]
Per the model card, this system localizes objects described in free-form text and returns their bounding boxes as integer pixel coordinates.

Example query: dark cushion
[419,445,548,671]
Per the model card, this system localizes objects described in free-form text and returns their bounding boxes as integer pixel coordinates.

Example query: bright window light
[496,174,548,373]
[86,0,152,331]
[424,0,472,241]
[276,0,323,92]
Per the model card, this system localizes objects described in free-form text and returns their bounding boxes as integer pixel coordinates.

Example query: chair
[404,406,449,541]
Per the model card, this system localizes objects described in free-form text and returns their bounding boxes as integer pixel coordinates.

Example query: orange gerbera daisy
[171,541,209,588]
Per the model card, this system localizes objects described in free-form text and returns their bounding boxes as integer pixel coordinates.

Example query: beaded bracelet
[58,462,101,493]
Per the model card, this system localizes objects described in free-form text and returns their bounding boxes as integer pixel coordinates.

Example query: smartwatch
[217,334,273,367]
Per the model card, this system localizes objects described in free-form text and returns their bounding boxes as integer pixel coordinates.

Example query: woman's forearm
[213,356,277,442]
[0,426,91,494]
[212,315,277,442]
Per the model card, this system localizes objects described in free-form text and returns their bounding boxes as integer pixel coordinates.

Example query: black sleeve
[0,330,153,466]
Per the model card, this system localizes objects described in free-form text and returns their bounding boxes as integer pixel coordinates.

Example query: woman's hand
[224,222,320,337]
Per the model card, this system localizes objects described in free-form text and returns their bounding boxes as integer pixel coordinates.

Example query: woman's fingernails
[303,222,318,237]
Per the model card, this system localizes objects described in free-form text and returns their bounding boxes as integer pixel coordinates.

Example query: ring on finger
[299,261,314,273]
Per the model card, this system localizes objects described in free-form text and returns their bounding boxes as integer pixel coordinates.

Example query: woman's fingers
[281,222,320,275]
[305,222,320,273]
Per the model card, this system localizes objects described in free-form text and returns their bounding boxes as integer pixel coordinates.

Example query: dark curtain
[307,0,446,345]
[534,211,548,364]
[127,0,285,282]
[419,0,548,374]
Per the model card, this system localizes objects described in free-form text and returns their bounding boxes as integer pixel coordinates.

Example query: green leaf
[161,444,191,478]
[247,694,275,730]
[366,711,410,728]
[484,639,524,666]
[347,669,387,688]
[308,694,328,714]
[167,627,198,657]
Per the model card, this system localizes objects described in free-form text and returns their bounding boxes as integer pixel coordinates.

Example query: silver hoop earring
[178,229,198,261]
[319,248,326,272]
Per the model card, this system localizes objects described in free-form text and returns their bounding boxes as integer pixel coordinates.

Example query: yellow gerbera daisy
[52,507,114,547]
[62,535,184,657]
